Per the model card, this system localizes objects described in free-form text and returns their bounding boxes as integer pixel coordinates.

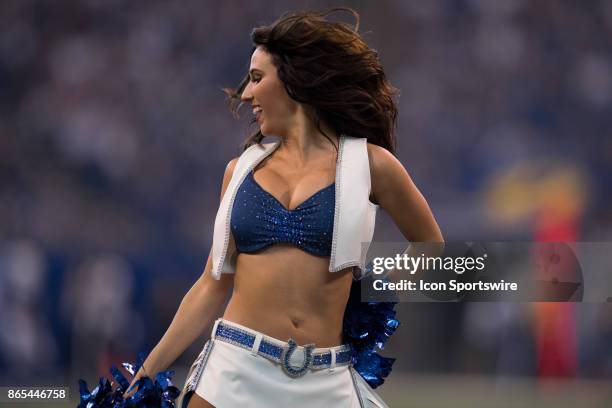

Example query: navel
[290,316,302,329]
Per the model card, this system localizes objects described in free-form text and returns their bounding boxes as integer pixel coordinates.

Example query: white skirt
[178,318,389,408]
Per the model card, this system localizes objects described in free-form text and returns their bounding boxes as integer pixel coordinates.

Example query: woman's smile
[251,105,262,123]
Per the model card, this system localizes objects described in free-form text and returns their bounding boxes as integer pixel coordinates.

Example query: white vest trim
[210,135,378,280]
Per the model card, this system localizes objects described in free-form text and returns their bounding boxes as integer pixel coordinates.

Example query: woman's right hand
[122,365,148,400]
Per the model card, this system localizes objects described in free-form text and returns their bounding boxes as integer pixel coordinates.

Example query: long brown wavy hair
[223,7,398,154]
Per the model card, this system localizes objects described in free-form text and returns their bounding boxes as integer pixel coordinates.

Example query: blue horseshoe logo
[281,339,315,378]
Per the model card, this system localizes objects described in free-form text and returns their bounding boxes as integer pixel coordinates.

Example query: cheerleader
[125,7,443,408]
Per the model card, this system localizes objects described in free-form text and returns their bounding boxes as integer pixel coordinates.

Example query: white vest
[210,135,378,280]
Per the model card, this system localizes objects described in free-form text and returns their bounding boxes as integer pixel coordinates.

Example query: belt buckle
[280,338,315,378]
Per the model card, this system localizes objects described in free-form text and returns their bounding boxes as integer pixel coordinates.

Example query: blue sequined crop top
[230,169,335,257]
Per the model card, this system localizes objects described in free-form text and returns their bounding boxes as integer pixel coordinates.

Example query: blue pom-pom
[78,353,180,408]
[343,274,400,389]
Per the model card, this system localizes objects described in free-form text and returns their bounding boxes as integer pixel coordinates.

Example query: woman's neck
[276,120,339,165]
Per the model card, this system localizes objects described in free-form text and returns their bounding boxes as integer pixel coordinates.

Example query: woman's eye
[251,76,261,83]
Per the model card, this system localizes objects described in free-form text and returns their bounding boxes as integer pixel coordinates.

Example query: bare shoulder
[220,157,239,200]
[366,143,443,242]
[225,157,239,175]
[366,142,405,181]
[366,142,415,206]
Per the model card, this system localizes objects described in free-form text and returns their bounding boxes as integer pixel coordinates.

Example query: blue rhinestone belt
[212,319,353,378]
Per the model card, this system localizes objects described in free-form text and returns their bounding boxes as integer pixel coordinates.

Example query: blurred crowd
[1,0,611,389]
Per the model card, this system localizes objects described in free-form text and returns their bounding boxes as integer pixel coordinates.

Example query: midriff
[222,243,353,348]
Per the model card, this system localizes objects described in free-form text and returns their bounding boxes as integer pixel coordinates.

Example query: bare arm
[368,143,443,243]
[368,144,444,280]
[125,158,238,394]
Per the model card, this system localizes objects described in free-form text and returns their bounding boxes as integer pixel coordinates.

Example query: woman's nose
[241,82,253,102]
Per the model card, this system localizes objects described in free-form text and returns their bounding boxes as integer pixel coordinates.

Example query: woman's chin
[259,122,284,137]
[259,125,273,136]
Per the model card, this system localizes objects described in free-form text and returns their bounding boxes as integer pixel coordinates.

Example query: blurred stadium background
[1,0,611,406]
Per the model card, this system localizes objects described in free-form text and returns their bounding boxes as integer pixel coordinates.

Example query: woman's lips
[253,106,263,123]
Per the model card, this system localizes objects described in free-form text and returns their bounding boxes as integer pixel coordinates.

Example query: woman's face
[241,46,299,136]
